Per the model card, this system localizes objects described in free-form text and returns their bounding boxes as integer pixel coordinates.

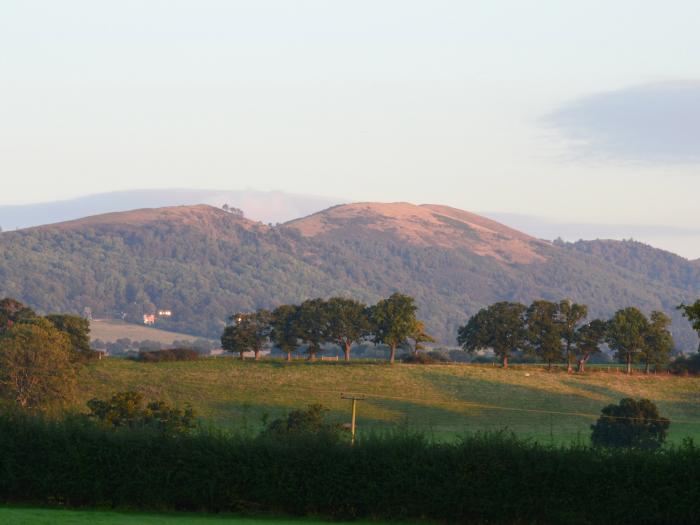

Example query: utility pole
[341,393,365,445]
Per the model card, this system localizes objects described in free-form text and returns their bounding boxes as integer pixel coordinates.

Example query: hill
[77,359,700,444]
[0,202,698,349]
[0,188,341,230]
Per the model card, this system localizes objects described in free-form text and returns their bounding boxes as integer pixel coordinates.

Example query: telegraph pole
[341,393,365,445]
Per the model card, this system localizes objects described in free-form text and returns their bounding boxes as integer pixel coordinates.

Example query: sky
[2,1,700,256]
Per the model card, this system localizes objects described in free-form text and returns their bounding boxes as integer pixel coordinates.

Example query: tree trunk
[254,349,260,361]
[644,361,650,374]
[547,359,552,371]
[502,355,508,368]
[343,341,351,362]
[239,351,245,360]
[389,344,396,364]
[578,353,589,373]
[626,354,632,374]
[309,351,316,362]
[286,351,292,362]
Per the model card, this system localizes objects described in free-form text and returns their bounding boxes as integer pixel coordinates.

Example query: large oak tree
[458,302,528,368]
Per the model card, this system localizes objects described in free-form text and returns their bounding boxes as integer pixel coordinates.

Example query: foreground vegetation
[1,413,698,525]
[76,359,700,443]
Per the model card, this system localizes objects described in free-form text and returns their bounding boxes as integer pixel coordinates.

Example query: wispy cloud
[543,81,700,164]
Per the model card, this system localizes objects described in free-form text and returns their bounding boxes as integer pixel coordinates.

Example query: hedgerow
[0,413,698,524]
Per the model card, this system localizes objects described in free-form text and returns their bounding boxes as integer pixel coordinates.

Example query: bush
[134,348,199,362]
[86,391,196,435]
[0,414,698,524]
[668,353,700,375]
[591,398,670,449]
[401,351,449,364]
[260,404,345,441]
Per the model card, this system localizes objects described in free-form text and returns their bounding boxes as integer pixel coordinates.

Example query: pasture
[90,319,204,344]
[78,359,700,443]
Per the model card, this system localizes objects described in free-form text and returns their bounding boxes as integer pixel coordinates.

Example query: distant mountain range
[0,202,698,349]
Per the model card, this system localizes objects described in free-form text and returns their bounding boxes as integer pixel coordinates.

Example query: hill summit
[287,202,545,264]
[1,202,698,348]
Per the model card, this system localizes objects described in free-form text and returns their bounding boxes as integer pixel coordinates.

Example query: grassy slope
[78,359,700,444]
[90,320,206,344]
[0,508,379,525]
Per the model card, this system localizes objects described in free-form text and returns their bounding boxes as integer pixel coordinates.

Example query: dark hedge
[0,413,698,524]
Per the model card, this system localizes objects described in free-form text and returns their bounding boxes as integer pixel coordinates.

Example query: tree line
[458,299,691,373]
[221,293,433,363]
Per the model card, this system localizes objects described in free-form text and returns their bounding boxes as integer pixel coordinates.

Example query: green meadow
[78,359,700,443]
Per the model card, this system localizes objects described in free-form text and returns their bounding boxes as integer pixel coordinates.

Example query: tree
[324,297,369,362]
[45,314,92,362]
[87,391,196,434]
[270,304,299,362]
[0,319,76,409]
[294,299,329,361]
[641,311,674,373]
[409,320,435,356]
[369,293,420,364]
[557,300,588,373]
[526,300,562,370]
[575,319,607,373]
[0,298,36,333]
[458,302,527,368]
[678,300,700,350]
[221,310,271,360]
[590,398,670,449]
[606,307,649,374]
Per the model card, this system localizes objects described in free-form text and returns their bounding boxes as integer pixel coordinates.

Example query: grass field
[90,319,205,344]
[77,359,700,444]
[0,508,385,525]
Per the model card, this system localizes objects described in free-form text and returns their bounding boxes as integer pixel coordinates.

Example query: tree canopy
[590,398,670,449]
[0,319,76,409]
[458,302,528,368]
[368,293,420,364]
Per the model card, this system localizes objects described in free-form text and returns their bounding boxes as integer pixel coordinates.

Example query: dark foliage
[668,353,700,375]
[591,398,670,450]
[0,414,698,524]
[86,391,196,434]
[260,404,345,440]
[401,351,449,364]
[134,348,200,362]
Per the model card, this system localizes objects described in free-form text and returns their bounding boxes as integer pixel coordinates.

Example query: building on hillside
[143,314,156,325]
[158,310,172,317]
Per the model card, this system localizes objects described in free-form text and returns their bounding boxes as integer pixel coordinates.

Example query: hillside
[77,359,700,444]
[0,203,698,348]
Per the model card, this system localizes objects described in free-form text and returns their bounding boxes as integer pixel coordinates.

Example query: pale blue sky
[2,1,700,254]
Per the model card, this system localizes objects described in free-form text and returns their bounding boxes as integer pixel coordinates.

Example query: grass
[0,508,390,525]
[77,358,700,444]
[90,319,205,344]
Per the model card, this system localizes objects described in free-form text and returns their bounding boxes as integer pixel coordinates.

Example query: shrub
[591,398,670,449]
[86,391,196,434]
[134,348,199,362]
[261,404,345,441]
[668,353,700,375]
[0,414,698,524]
[401,351,449,364]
